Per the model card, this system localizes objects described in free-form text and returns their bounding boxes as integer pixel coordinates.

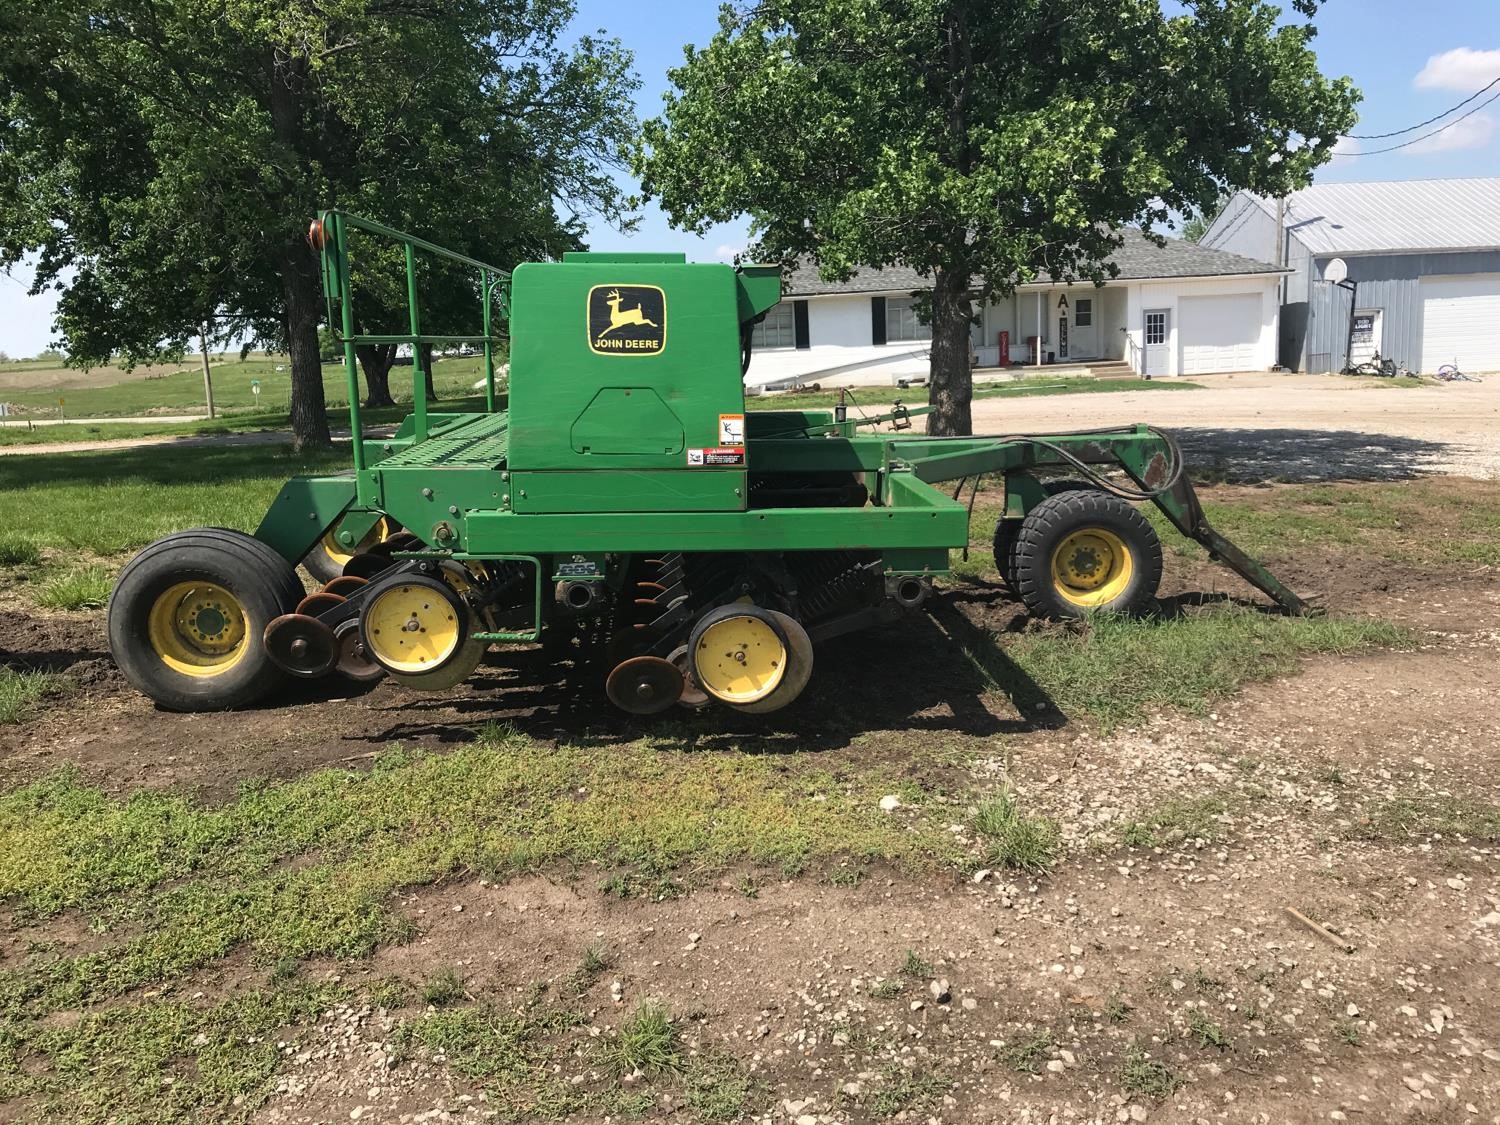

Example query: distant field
[0,352,501,420]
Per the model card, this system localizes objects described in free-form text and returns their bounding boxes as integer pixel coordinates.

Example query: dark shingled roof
[781,229,1283,297]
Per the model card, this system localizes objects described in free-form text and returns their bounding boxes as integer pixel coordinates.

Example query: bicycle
[1435,361,1483,383]
[1343,351,1403,378]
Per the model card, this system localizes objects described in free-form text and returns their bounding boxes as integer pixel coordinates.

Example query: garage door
[1178,293,1262,375]
[1422,275,1500,374]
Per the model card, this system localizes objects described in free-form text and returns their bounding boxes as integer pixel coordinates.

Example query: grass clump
[1121,1044,1178,1099]
[1119,795,1229,849]
[973,791,1059,873]
[869,1060,949,1117]
[1105,991,1134,1024]
[37,565,112,610]
[0,537,41,567]
[1351,796,1500,844]
[420,968,466,1007]
[683,1049,757,1121]
[1002,1028,1053,1074]
[870,977,904,1000]
[1187,1008,1229,1050]
[0,668,70,725]
[1008,605,1410,731]
[610,999,678,1075]
[897,950,934,980]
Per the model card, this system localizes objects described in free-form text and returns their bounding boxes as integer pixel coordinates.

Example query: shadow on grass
[1172,427,1453,484]
[347,596,1067,753]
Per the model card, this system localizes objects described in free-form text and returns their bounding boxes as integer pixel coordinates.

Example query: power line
[1351,85,1500,155]
[1348,73,1500,139]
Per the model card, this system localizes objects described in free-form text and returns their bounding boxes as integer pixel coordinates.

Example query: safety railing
[309,210,511,472]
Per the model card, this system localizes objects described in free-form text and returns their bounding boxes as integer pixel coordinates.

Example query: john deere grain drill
[107,212,1308,715]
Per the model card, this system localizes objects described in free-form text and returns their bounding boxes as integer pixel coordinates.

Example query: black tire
[993,479,1094,591]
[108,529,304,711]
[300,515,399,583]
[1010,491,1163,620]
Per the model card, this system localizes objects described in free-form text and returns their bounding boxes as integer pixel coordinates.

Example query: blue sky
[2,0,1497,357]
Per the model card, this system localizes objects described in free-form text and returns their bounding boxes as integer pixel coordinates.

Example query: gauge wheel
[1009,490,1162,619]
[108,528,303,711]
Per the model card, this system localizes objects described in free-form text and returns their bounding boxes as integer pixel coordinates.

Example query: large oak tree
[0,0,638,447]
[636,0,1359,435]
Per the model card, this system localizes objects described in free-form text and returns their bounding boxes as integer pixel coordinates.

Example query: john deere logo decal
[588,285,666,355]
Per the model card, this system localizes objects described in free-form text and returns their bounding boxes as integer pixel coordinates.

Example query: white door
[1349,309,1383,367]
[1178,293,1262,375]
[1143,309,1171,376]
[1421,275,1500,374]
[1071,297,1099,358]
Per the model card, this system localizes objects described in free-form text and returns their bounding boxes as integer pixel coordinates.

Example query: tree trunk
[418,342,437,402]
[356,343,397,407]
[927,266,974,436]
[281,240,332,450]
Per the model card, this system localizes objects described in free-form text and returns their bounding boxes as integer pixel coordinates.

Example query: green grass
[0,445,348,555]
[1350,796,1500,844]
[897,950,935,979]
[36,565,113,610]
[0,668,70,725]
[869,1061,949,1117]
[0,537,41,566]
[1119,795,1229,849]
[1121,1044,1179,1099]
[420,968,466,1007]
[0,352,499,421]
[609,999,678,1075]
[751,375,1200,414]
[972,791,1059,872]
[1187,1008,1229,1050]
[1002,1028,1053,1074]
[1000,605,1411,731]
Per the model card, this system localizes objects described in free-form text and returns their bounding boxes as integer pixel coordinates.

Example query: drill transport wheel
[1010,490,1163,619]
[606,655,685,715]
[263,613,339,678]
[687,604,790,706]
[107,528,303,711]
[732,610,814,715]
[301,516,398,584]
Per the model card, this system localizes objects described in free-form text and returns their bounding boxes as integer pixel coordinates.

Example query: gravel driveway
[969,372,1500,481]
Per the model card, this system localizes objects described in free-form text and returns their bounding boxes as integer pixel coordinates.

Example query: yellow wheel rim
[364,583,463,674]
[1050,527,1134,608]
[146,582,249,678]
[321,516,395,569]
[694,615,788,704]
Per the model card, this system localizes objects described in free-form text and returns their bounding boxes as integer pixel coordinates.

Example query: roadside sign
[251,380,262,398]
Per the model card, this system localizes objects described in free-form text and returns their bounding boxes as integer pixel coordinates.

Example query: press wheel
[606,656,685,715]
[732,611,814,714]
[687,604,789,706]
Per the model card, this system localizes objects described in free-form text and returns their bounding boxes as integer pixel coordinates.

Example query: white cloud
[1406,112,1496,153]
[1330,135,1362,161]
[714,243,745,262]
[1414,47,1500,93]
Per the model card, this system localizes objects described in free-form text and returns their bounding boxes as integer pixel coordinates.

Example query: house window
[1074,299,1092,327]
[752,302,796,349]
[1145,311,1167,346]
[886,296,931,342]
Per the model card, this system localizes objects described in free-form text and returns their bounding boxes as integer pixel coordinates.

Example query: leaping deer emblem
[598,289,659,338]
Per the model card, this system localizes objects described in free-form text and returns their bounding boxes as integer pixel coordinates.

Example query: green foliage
[897,950,934,980]
[1003,1029,1053,1074]
[0,0,639,447]
[1121,1044,1179,1099]
[1119,796,1229,849]
[610,1000,678,1076]
[869,1061,948,1117]
[0,538,41,567]
[1005,606,1410,731]
[36,565,112,610]
[1187,1009,1229,1050]
[0,668,69,725]
[973,792,1059,872]
[420,968,466,1008]
[637,0,1358,432]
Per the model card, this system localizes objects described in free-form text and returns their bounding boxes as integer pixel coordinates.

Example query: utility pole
[198,325,216,419]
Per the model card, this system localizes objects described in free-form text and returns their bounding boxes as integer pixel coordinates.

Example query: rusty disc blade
[263,613,338,678]
[343,553,394,579]
[333,619,385,683]
[322,575,369,599]
[296,591,348,618]
[605,655,684,716]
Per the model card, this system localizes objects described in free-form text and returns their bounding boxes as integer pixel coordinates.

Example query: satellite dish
[1324,258,1348,284]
